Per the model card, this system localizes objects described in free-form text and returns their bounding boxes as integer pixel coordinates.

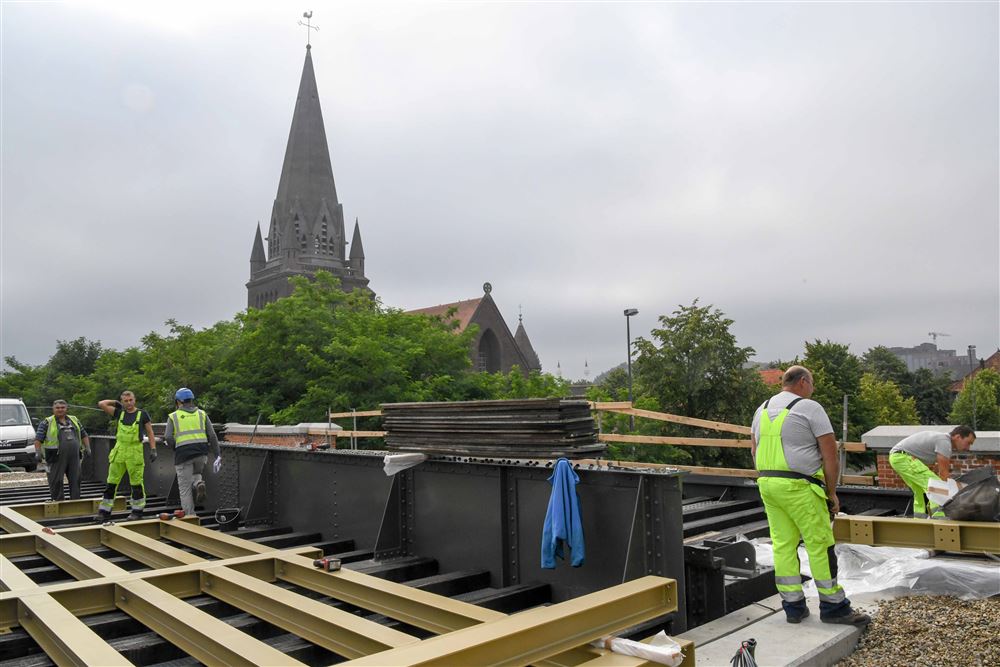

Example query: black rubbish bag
[942,467,1000,522]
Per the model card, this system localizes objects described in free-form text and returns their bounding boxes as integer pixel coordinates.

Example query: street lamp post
[967,345,977,430]
[624,308,638,431]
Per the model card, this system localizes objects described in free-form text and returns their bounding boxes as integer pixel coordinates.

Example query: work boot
[125,510,143,521]
[821,608,871,626]
[194,480,207,506]
[785,607,810,624]
[94,509,112,524]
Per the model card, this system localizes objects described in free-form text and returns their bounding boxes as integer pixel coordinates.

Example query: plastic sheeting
[383,453,427,476]
[752,539,1000,600]
[591,631,685,666]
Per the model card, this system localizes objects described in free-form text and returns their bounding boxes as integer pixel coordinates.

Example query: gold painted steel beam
[201,566,418,659]
[3,497,127,521]
[0,554,38,592]
[35,530,123,580]
[0,550,317,630]
[18,594,133,666]
[0,506,41,534]
[1,517,200,557]
[342,575,677,667]
[272,552,504,635]
[116,579,307,667]
[834,515,1000,554]
[101,524,203,569]
[159,519,273,557]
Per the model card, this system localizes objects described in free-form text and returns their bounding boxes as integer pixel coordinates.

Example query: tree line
[2,276,995,469]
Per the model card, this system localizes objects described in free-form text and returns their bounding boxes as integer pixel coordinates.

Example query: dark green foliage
[909,368,955,424]
[0,272,566,430]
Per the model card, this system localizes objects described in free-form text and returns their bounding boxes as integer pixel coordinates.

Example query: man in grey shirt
[889,426,976,518]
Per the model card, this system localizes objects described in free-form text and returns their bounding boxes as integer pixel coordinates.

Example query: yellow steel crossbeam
[117,579,306,667]
[102,524,204,568]
[1,516,200,557]
[201,566,419,659]
[834,515,1000,554]
[18,594,133,666]
[342,575,677,667]
[3,497,128,521]
[159,519,273,557]
[272,552,504,634]
[0,553,38,592]
[0,549,319,629]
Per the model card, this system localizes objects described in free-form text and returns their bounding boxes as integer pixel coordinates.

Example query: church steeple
[247,43,372,310]
[274,45,339,222]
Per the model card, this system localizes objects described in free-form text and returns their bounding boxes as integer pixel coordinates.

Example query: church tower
[247,45,371,309]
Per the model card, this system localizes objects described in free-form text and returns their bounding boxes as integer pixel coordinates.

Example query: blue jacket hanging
[541,458,585,568]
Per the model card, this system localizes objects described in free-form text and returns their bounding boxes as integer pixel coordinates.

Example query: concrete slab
[677,604,773,647]
[691,612,862,667]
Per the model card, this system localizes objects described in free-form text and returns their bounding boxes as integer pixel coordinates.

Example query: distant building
[247,45,371,309]
[408,283,542,374]
[887,343,970,379]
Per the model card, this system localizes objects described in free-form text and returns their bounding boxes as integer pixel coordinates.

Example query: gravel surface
[0,471,47,488]
[838,595,1000,667]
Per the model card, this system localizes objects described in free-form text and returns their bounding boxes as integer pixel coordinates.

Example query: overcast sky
[2,1,998,381]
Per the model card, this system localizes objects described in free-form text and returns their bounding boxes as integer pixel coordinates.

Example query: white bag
[591,631,685,667]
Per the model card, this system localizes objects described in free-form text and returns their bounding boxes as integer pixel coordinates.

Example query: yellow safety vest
[169,409,208,448]
[43,415,82,450]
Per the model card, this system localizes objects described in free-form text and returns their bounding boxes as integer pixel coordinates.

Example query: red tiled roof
[950,349,1000,392]
[759,369,784,386]
[407,298,483,332]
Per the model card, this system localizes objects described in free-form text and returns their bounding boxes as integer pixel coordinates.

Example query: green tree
[909,368,955,424]
[632,300,770,467]
[857,373,919,426]
[802,340,868,440]
[861,346,912,388]
[950,369,1000,431]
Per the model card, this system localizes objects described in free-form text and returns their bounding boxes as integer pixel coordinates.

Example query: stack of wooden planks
[382,398,605,458]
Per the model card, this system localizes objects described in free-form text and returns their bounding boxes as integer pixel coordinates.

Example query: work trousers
[889,452,945,518]
[44,440,81,501]
[759,477,849,617]
[175,455,208,515]
[99,443,146,513]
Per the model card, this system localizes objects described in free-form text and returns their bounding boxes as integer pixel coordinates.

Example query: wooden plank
[841,474,875,486]
[670,465,760,479]
[590,401,633,410]
[598,407,751,436]
[599,434,751,448]
[328,410,383,418]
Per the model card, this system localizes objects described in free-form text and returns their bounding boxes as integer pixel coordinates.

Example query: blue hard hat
[175,387,195,401]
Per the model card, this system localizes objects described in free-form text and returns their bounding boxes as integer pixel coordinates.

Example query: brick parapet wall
[224,432,332,449]
[876,453,1000,488]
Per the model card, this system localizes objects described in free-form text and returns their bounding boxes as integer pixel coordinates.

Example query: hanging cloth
[541,457,585,568]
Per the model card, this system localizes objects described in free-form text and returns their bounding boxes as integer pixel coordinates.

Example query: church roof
[349,219,365,259]
[514,318,541,371]
[274,46,339,220]
[408,298,483,331]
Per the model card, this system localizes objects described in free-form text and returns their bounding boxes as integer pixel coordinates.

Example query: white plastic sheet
[383,453,427,476]
[591,631,685,667]
[752,539,1000,600]
[926,478,960,508]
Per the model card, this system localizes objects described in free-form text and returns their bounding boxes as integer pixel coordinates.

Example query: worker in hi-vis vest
[96,390,157,521]
[164,388,221,515]
[33,399,91,500]
[751,365,869,626]
[889,427,976,518]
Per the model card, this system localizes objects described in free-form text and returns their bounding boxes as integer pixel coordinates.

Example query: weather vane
[298,11,319,48]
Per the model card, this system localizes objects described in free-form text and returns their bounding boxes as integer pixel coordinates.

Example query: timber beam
[834,515,1000,554]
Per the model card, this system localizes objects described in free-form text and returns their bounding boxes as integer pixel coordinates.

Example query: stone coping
[223,422,342,436]
[862,425,999,453]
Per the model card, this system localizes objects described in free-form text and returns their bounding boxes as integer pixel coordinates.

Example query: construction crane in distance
[928,332,951,343]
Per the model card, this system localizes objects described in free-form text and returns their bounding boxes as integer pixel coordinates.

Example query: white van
[0,398,38,471]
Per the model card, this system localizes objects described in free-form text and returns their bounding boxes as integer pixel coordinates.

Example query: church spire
[274,46,339,222]
[250,222,266,272]
[349,218,365,260]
